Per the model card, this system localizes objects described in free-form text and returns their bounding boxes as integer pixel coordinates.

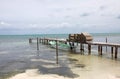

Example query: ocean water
[0,33,120,79]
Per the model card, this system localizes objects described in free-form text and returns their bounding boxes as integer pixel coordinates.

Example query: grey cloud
[117,15,120,19]
[0,0,120,34]
[64,16,72,19]
[80,13,90,17]
[100,6,106,10]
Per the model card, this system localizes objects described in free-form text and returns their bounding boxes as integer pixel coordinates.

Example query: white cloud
[0,0,120,34]
[0,21,11,26]
[44,22,76,31]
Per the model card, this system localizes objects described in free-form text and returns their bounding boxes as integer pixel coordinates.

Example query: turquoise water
[0,33,120,79]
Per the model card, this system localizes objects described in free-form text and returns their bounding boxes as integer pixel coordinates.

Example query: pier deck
[87,42,120,47]
[29,37,120,59]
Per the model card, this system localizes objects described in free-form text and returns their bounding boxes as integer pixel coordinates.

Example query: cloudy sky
[0,0,120,34]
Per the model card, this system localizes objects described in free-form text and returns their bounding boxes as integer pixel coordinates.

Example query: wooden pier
[29,33,120,59]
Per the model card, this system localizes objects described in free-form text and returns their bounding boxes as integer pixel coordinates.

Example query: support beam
[47,39,49,45]
[115,47,118,59]
[29,38,32,43]
[56,40,58,64]
[98,45,100,55]
[88,44,91,55]
[111,47,114,58]
[69,42,73,50]
[100,46,102,55]
[39,38,41,43]
[44,38,45,44]
[37,38,39,50]
[80,43,84,54]
[42,38,43,44]
[106,37,108,52]
[98,45,102,55]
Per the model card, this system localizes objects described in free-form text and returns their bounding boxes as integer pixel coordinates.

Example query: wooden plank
[87,42,120,47]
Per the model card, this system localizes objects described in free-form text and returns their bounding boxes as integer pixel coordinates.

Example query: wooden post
[45,38,47,44]
[69,42,73,50]
[100,46,102,55]
[46,39,47,44]
[83,44,84,52]
[115,47,118,59]
[48,39,49,45]
[80,43,82,51]
[106,37,107,52]
[37,38,39,50]
[44,39,46,44]
[72,42,75,51]
[41,38,42,43]
[29,38,32,43]
[47,39,49,45]
[42,38,43,44]
[65,41,67,44]
[88,44,91,55]
[43,38,45,44]
[80,43,84,54]
[111,47,114,58]
[56,40,58,64]
[77,42,78,46]
[80,43,82,53]
[98,45,102,55]
[44,38,46,44]
[98,45,100,55]
[39,38,41,43]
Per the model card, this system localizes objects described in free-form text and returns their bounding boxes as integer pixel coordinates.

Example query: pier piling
[29,33,120,59]
[100,46,103,55]
[88,44,91,55]
[37,38,39,50]
[98,45,100,55]
[56,40,58,64]
[98,45,103,55]
[39,38,41,43]
[115,47,118,59]
[106,37,108,52]
[80,43,84,54]
[111,47,114,58]
[29,38,32,43]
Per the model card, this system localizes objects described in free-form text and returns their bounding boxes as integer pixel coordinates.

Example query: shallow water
[0,34,120,79]
[68,54,120,79]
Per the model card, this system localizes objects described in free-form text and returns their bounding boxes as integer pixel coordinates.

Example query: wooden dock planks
[29,37,120,59]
